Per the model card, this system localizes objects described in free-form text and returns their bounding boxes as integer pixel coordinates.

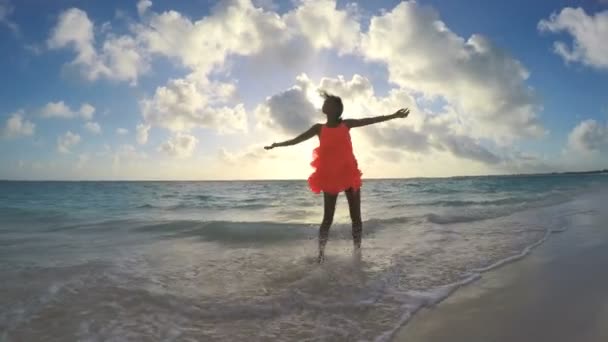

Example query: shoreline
[394,205,608,342]
[375,228,558,342]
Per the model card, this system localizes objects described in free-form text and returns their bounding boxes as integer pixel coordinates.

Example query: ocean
[1,175,606,341]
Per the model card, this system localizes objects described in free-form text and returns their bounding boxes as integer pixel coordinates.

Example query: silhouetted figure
[265,91,410,262]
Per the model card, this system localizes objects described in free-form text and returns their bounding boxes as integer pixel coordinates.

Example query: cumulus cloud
[79,103,95,120]
[41,101,73,118]
[252,0,278,11]
[255,74,318,135]
[136,0,152,16]
[367,115,502,165]
[133,0,357,70]
[366,125,431,153]
[136,0,362,133]
[116,128,129,135]
[38,1,552,176]
[254,72,396,136]
[47,1,539,145]
[136,123,150,145]
[159,132,198,158]
[360,2,544,141]
[436,134,501,164]
[133,0,284,73]
[539,8,608,70]
[567,119,608,153]
[47,8,148,84]
[3,111,35,138]
[84,121,101,134]
[282,0,360,54]
[133,0,286,133]
[41,101,95,120]
[57,131,81,153]
[260,73,504,166]
[140,76,247,133]
[318,74,374,102]
[43,0,356,137]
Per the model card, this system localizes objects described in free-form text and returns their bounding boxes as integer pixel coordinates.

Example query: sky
[0,0,607,180]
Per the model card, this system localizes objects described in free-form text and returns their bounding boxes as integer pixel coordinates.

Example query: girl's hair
[319,90,344,120]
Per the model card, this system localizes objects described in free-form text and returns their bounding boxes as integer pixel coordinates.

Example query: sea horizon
[1,168,606,182]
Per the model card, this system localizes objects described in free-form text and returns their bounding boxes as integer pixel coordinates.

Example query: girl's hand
[393,108,410,118]
[264,143,277,150]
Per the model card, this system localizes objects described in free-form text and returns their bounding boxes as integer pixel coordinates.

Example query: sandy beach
[396,203,608,342]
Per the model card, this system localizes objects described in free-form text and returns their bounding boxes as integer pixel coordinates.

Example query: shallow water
[1,175,606,341]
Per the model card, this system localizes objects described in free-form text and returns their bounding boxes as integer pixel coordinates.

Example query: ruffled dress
[308,122,362,194]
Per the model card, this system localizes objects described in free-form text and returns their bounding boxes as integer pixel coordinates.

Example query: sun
[306,87,324,111]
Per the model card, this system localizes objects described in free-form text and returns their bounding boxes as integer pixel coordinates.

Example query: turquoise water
[1,175,606,340]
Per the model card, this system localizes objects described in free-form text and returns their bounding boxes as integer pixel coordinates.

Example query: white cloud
[3,111,35,138]
[436,134,501,164]
[136,0,364,133]
[0,0,18,35]
[57,131,81,153]
[255,74,317,135]
[132,0,287,132]
[43,1,544,140]
[539,8,608,70]
[141,76,247,132]
[116,128,129,135]
[109,0,356,78]
[283,0,360,54]
[365,125,431,153]
[84,121,101,134]
[260,73,505,166]
[42,0,356,137]
[254,72,393,136]
[41,101,96,120]
[567,119,608,153]
[134,0,285,73]
[159,132,198,158]
[136,123,150,144]
[252,0,278,11]
[47,8,148,85]
[137,0,152,16]
[79,103,95,120]
[41,101,72,118]
[360,2,544,141]
[318,74,374,102]
[34,1,557,178]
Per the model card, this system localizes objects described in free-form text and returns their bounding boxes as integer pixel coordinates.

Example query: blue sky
[0,0,607,180]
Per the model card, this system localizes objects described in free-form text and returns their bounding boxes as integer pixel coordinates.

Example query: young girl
[264,91,410,262]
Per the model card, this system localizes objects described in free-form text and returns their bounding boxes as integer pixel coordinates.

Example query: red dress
[308,122,362,194]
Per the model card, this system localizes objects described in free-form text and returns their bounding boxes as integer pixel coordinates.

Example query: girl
[264,91,410,262]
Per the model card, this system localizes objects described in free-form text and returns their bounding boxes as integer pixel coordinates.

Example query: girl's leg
[345,188,362,249]
[318,192,338,263]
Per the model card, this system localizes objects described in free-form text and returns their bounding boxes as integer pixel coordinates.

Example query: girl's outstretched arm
[344,108,410,128]
[264,124,321,150]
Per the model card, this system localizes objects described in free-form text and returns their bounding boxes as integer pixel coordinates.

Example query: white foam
[373,273,481,342]
[472,228,552,273]
[374,226,564,342]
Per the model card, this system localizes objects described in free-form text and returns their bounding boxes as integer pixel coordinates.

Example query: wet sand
[396,207,608,342]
